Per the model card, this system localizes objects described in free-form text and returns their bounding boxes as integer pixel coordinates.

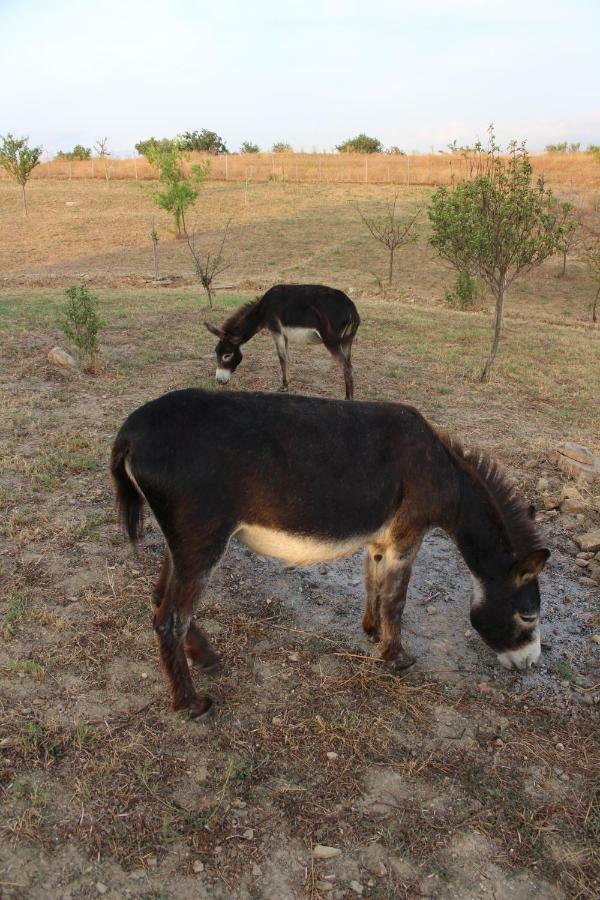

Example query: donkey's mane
[221,297,262,335]
[439,432,543,557]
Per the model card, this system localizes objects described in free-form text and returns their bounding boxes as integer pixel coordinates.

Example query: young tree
[337,134,382,154]
[183,219,233,307]
[135,137,179,157]
[61,284,104,372]
[0,133,42,214]
[551,200,580,277]
[272,141,292,153]
[145,144,210,237]
[429,128,573,381]
[240,141,260,153]
[582,228,600,323]
[94,137,112,181]
[356,194,420,286]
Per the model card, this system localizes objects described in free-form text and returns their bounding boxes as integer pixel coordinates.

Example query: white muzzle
[496,629,541,671]
[215,368,231,384]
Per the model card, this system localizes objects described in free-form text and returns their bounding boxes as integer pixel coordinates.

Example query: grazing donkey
[204,284,360,399]
[111,389,549,721]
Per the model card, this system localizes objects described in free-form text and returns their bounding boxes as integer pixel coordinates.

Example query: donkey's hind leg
[328,340,354,400]
[362,550,381,641]
[271,330,290,391]
[153,540,226,719]
[369,536,422,669]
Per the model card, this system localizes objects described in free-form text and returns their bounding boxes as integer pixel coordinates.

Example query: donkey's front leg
[369,539,420,669]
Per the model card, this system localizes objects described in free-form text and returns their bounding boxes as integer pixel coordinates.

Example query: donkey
[204,284,360,399]
[111,389,549,721]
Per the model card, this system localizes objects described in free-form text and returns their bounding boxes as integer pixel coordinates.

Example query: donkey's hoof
[278,384,289,393]
[188,696,214,721]
[391,651,416,671]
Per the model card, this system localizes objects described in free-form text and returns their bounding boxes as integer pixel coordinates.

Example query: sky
[1,0,598,158]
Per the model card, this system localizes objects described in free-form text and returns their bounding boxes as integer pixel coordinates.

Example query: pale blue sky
[1,0,598,157]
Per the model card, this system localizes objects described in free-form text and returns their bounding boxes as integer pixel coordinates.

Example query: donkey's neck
[226,300,265,344]
[446,463,514,581]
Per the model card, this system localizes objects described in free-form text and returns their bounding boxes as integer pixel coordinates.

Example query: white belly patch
[234,523,382,566]
[282,326,322,345]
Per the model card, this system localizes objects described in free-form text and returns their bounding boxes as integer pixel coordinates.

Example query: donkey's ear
[204,321,223,338]
[527,504,536,521]
[511,549,550,588]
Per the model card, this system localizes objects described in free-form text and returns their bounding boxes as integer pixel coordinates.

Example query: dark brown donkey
[204,283,360,399]
[111,389,549,721]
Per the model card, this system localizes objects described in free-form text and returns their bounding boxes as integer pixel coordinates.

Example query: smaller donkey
[204,283,360,399]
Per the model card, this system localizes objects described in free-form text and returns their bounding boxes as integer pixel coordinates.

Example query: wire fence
[2,151,598,192]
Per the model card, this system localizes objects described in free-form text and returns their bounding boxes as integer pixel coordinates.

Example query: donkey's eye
[516,612,538,625]
[222,353,233,363]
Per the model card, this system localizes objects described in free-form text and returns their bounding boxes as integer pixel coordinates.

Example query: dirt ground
[0,182,599,899]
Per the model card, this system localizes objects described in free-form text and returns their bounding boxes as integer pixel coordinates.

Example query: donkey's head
[469,548,550,671]
[204,322,243,385]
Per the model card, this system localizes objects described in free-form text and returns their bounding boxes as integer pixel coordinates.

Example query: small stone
[575,559,589,568]
[326,751,339,760]
[425,605,437,615]
[560,772,570,781]
[243,828,254,840]
[560,680,570,688]
[192,860,204,873]
[543,496,560,509]
[549,448,599,484]
[312,844,342,859]
[562,498,589,515]
[555,742,565,751]
[141,671,148,678]
[478,681,493,694]
[315,882,333,893]
[536,477,549,493]
[146,856,158,867]
[578,552,594,560]
[288,652,300,662]
[318,564,328,575]
[574,530,600,553]
[349,881,364,896]
[272,716,283,725]
[48,346,78,369]
[370,861,387,877]
[496,738,503,746]
[96,885,108,896]
[591,635,600,646]
[558,442,594,465]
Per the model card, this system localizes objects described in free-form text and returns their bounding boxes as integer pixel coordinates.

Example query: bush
[135,137,179,157]
[272,142,292,153]
[444,272,479,308]
[178,130,228,154]
[56,145,91,161]
[61,284,103,372]
[240,141,260,153]
[336,134,382,154]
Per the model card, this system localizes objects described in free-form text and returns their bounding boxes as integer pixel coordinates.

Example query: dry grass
[3,151,598,193]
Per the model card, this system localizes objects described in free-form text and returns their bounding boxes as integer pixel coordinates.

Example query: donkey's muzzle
[215,368,231,385]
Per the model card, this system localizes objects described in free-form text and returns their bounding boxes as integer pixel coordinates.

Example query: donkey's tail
[110,431,145,545]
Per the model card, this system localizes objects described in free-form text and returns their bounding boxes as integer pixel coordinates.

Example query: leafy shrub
[178,130,228,154]
[272,142,292,153]
[445,272,479,308]
[336,134,382,154]
[135,137,179,157]
[56,145,91,161]
[240,141,260,153]
[61,284,103,372]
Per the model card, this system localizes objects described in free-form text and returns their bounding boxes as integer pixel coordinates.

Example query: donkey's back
[260,283,360,334]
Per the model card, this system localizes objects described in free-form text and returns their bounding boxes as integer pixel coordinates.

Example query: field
[0,177,599,900]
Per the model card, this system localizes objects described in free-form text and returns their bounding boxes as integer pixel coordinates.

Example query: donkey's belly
[234,523,381,566]
[282,326,322,344]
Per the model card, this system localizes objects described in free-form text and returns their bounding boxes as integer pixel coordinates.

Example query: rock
[558,442,595,465]
[315,882,333,892]
[574,559,589,568]
[478,681,493,694]
[425,605,437,615]
[288,653,300,662]
[242,828,254,840]
[574,530,600,553]
[587,561,600,583]
[591,635,600,645]
[312,845,342,860]
[555,742,565,750]
[349,881,363,896]
[544,496,560,510]
[549,447,599,484]
[578,552,594,559]
[96,885,107,896]
[48,346,78,369]
[192,860,204,873]
[326,752,339,760]
[536,477,549,493]
[561,497,589,515]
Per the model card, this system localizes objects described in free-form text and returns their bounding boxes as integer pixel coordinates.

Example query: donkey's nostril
[374,553,383,562]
